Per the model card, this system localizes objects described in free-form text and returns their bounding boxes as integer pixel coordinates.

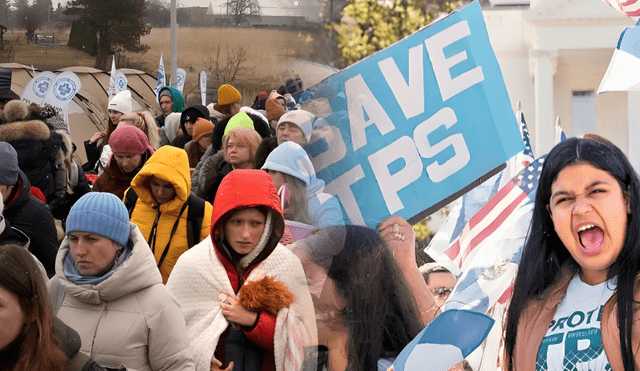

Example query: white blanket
[167,238,317,371]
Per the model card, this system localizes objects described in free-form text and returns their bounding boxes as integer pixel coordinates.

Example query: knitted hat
[217,84,242,106]
[224,112,255,137]
[109,125,154,155]
[108,90,133,115]
[258,91,268,99]
[266,98,285,122]
[66,192,130,247]
[193,117,215,142]
[0,142,18,186]
[277,110,315,142]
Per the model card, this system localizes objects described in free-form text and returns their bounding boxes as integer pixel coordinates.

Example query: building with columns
[481,0,638,169]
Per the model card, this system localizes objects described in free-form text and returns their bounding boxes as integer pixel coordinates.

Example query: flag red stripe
[497,285,513,304]
[444,240,461,260]
[459,191,527,268]
[468,180,517,229]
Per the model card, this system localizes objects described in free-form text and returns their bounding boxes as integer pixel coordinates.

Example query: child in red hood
[167,169,317,371]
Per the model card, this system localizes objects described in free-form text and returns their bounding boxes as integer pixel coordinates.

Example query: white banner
[200,70,207,105]
[108,55,117,101]
[176,68,186,93]
[21,71,56,106]
[42,71,82,114]
[156,53,165,96]
[114,71,128,95]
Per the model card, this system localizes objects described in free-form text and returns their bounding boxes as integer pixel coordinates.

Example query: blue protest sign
[301,1,522,228]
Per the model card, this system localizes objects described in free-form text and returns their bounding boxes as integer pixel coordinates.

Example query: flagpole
[170,0,177,88]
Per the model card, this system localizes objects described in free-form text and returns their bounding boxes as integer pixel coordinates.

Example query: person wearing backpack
[126,145,212,283]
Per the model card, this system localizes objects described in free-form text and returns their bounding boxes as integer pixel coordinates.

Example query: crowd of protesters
[1,62,638,371]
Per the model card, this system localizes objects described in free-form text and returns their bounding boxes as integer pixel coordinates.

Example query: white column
[628,91,640,173]
[530,49,558,156]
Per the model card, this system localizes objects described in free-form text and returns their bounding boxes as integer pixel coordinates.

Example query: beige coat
[510,264,640,371]
[52,224,195,371]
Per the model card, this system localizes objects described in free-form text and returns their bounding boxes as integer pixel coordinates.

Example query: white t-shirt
[536,274,616,371]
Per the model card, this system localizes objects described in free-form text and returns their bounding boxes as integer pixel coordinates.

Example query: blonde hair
[119,111,160,149]
[222,127,262,166]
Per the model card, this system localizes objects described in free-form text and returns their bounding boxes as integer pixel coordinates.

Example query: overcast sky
[54,0,310,14]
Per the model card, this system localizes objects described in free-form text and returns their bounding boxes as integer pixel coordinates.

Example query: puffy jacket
[3,170,58,277]
[0,101,63,201]
[129,146,213,283]
[52,223,195,370]
[167,169,317,371]
[91,150,149,199]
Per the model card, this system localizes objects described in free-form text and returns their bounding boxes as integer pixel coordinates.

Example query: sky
[53,0,318,19]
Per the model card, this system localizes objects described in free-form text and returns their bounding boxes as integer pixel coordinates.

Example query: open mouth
[578,224,604,256]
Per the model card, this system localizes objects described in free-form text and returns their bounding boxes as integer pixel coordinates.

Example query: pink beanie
[109,125,155,155]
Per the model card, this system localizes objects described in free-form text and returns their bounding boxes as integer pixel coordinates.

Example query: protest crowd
[1,2,639,370]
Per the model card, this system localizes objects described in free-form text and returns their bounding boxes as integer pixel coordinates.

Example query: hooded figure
[0,100,64,204]
[167,169,317,371]
[155,86,185,128]
[261,141,344,228]
[159,112,182,147]
[128,146,213,283]
[171,104,210,149]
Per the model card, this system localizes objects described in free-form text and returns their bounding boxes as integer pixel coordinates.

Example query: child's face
[223,208,266,255]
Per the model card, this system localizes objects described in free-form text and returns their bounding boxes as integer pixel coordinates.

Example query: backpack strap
[124,188,138,219]
[186,194,206,248]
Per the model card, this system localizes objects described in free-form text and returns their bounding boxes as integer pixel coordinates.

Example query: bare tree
[224,0,260,26]
[202,42,254,86]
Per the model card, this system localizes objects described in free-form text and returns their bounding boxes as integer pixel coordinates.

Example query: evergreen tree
[65,0,150,70]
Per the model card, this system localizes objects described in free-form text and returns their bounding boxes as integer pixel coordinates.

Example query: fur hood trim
[3,100,29,123]
[56,129,73,160]
[0,120,50,142]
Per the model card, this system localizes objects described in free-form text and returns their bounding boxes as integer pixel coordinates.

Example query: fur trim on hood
[0,120,50,142]
[3,100,29,123]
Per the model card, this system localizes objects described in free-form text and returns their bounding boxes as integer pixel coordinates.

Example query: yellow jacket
[128,146,213,283]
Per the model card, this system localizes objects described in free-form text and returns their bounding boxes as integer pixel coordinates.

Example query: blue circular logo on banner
[53,78,77,101]
[116,76,127,91]
[177,74,184,85]
[33,78,51,98]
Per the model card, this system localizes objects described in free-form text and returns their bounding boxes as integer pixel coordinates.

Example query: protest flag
[598,19,640,93]
[108,55,117,101]
[602,0,640,17]
[156,53,165,96]
[176,68,186,93]
[555,117,566,145]
[426,103,534,276]
[200,71,207,105]
[389,310,494,371]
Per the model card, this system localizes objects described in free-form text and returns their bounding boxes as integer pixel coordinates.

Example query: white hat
[108,90,133,114]
[276,110,315,142]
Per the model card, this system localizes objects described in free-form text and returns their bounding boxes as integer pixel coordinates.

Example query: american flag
[442,156,543,279]
[426,107,534,277]
[603,0,640,17]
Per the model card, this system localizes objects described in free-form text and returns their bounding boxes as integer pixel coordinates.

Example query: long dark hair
[0,244,68,371]
[327,225,423,371]
[504,137,640,371]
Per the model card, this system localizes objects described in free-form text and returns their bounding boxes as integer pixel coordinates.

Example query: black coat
[0,117,63,200]
[3,170,59,277]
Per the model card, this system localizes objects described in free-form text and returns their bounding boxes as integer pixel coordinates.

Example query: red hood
[210,170,285,272]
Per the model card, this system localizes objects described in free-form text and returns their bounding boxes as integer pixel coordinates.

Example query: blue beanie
[66,193,130,247]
